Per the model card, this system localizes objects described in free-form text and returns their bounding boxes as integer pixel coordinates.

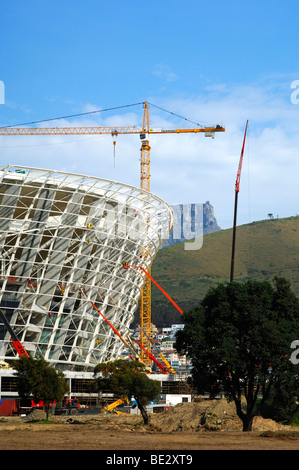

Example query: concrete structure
[0,166,173,371]
[0,367,193,413]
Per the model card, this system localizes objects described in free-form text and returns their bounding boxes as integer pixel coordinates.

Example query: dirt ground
[0,400,298,451]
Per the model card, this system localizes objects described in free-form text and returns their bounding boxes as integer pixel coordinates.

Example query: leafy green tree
[175,278,299,431]
[13,356,69,419]
[94,359,161,424]
[258,367,299,424]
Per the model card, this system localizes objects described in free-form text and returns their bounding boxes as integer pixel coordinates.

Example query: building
[0,166,173,372]
[162,324,184,339]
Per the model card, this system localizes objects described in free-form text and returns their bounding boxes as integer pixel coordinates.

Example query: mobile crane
[83,262,183,373]
[133,339,170,374]
[0,309,29,358]
[0,101,225,363]
[103,397,129,414]
[81,288,144,364]
[230,120,248,282]
[137,325,177,375]
[122,262,183,314]
[82,285,176,374]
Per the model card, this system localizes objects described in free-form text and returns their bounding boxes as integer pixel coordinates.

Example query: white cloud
[153,64,179,82]
[1,80,298,230]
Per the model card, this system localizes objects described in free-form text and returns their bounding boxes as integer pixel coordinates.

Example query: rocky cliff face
[161,201,221,249]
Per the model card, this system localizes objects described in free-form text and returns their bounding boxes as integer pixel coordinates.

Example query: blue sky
[0,0,299,230]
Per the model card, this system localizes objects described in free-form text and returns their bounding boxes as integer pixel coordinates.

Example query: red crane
[122,263,183,314]
[230,120,248,282]
[82,284,177,374]
[81,288,140,360]
[134,340,170,373]
[0,309,29,357]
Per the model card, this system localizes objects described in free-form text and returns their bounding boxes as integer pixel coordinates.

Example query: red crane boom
[0,309,29,357]
[122,264,183,314]
[230,120,248,282]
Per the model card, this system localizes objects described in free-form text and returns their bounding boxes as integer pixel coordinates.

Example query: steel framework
[0,165,173,370]
[0,101,225,364]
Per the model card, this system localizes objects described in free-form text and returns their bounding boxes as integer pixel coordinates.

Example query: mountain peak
[161,202,221,249]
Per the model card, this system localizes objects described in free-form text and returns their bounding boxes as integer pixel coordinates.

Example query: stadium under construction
[0,165,194,410]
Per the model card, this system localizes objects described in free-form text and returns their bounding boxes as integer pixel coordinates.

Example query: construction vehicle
[138,326,177,374]
[122,264,181,374]
[81,288,145,366]
[83,283,178,374]
[53,398,82,415]
[134,339,170,374]
[0,308,29,358]
[230,120,248,282]
[0,361,12,369]
[0,101,225,363]
[122,263,183,314]
[29,397,82,416]
[103,397,129,414]
[83,286,171,373]
[84,259,184,374]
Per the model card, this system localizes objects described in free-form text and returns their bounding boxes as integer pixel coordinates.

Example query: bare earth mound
[149,399,293,433]
[0,399,298,451]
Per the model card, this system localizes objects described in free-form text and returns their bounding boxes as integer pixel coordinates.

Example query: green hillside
[148,216,299,327]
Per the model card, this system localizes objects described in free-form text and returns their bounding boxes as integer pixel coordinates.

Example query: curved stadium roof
[0,166,173,370]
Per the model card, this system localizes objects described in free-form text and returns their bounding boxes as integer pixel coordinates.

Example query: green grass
[291,413,299,426]
[26,419,57,424]
[149,216,299,321]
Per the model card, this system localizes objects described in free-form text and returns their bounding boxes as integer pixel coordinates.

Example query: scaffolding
[0,166,173,370]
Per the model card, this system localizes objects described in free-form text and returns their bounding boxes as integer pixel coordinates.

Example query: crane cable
[1,101,210,130]
[0,102,144,129]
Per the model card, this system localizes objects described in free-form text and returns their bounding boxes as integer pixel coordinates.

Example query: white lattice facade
[0,166,173,371]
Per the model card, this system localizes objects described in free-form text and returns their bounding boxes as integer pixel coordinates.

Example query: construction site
[0,101,298,452]
[0,102,226,415]
[0,399,298,451]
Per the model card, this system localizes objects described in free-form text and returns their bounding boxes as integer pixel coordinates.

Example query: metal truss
[0,166,173,371]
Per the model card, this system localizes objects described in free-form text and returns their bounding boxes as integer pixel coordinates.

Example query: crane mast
[139,102,152,364]
[230,120,248,282]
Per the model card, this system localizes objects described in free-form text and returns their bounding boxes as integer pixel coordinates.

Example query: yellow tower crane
[0,101,225,365]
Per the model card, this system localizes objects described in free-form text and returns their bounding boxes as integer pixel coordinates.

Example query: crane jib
[0,127,225,136]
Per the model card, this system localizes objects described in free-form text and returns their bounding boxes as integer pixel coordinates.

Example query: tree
[175,278,299,431]
[13,356,69,420]
[258,367,299,424]
[94,359,161,424]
